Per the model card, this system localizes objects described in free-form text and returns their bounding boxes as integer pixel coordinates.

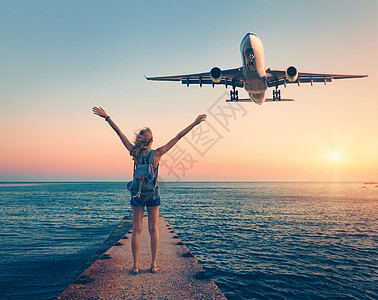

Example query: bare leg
[131,205,144,270]
[147,205,160,271]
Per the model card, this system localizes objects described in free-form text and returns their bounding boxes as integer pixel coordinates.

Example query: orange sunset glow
[0,1,377,182]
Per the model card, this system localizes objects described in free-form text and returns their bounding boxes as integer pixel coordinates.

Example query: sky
[0,0,377,182]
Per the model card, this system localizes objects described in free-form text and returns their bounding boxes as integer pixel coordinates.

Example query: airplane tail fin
[265,98,295,102]
[225,98,294,103]
[225,98,253,102]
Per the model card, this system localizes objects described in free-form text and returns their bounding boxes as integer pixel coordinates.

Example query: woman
[92,106,207,274]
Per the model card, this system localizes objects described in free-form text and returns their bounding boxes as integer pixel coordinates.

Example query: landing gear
[273,87,281,101]
[230,86,239,101]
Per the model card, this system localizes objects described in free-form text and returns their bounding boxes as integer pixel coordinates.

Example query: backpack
[127,149,159,205]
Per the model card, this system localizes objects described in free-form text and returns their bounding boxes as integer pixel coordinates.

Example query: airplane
[145,32,367,105]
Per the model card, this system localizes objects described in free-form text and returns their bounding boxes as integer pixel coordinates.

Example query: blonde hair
[130,127,153,162]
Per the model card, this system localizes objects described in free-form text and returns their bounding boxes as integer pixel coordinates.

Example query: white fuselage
[240,33,268,104]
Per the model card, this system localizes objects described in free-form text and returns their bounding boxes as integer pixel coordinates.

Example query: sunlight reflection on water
[0,182,377,299]
[160,182,377,299]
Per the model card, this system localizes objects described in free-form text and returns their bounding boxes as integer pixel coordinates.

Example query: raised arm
[155,114,207,158]
[92,106,134,152]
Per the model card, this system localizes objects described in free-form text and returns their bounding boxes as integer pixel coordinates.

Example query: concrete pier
[57,216,227,299]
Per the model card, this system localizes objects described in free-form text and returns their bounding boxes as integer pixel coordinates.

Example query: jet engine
[286,66,298,82]
[210,67,222,83]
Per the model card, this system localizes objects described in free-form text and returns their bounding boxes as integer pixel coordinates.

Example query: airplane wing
[266,68,368,88]
[145,67,244,88]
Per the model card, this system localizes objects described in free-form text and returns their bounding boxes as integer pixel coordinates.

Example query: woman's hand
[194,113,207,125]
[92,107,109,119]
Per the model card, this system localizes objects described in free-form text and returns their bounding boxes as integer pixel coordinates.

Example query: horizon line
[0,180,375,184]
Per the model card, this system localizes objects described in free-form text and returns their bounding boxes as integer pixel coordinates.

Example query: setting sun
[329,151,344,163]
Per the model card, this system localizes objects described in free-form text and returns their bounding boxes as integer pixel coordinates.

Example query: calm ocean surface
[0,182,377,299]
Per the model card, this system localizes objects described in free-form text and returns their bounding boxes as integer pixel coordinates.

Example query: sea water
[0,182,377,299]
